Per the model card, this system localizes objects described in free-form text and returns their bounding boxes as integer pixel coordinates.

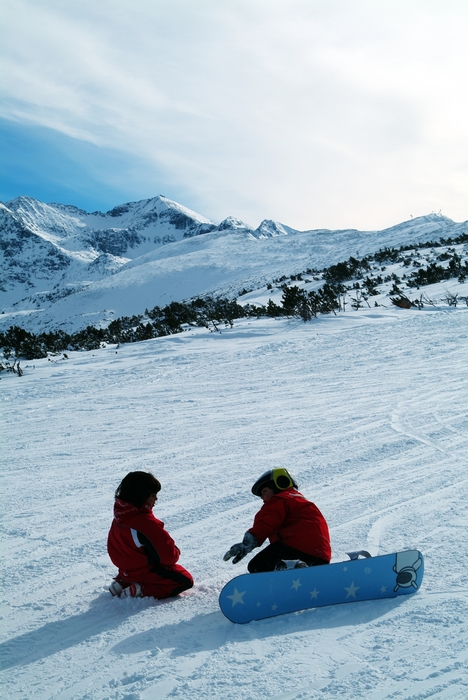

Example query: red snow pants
[118,563,193,599]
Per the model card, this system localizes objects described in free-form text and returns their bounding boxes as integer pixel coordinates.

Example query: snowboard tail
[219,549,424,623]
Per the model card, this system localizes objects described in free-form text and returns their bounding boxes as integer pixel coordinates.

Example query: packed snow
[2,304,468,699]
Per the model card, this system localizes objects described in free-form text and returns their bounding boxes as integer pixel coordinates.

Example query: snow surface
[2,306,468,699]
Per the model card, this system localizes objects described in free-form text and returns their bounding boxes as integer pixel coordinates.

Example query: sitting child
[224,468,331,572]
[107,471,193,598]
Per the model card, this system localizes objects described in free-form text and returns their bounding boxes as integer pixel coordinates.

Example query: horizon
[2,190,465,231]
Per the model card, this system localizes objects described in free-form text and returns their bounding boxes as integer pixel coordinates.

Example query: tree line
[1,230,467,361]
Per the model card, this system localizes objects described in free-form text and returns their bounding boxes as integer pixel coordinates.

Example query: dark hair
[115,471,161,508]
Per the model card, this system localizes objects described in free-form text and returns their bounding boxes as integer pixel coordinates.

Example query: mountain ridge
[1,194,466,334]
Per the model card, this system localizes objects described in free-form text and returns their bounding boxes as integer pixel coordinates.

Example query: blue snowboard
[219,549,424,623]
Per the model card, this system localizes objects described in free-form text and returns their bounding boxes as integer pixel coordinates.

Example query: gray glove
[223,531,259,564]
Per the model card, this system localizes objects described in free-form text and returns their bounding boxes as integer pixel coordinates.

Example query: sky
[1,0,467,230]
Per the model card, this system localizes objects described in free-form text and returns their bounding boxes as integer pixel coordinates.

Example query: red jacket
[248,488,331,562]
[107,498,181,579]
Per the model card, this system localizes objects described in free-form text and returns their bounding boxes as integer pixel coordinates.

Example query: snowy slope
[1,306,468,699]
[0,195,216,309]
[1,192,466,334]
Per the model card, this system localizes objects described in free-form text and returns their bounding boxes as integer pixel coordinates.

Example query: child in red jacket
[107,471,193,598]
[224,468,331,572]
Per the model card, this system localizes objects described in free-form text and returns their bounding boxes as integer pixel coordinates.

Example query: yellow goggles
[271,468,295,491]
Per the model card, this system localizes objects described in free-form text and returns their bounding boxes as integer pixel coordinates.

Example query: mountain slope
[1,195,216,305]
[1,194,466,333]
[2,309,468,698]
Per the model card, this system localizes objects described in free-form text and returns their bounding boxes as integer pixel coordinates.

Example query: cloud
[1,0,467,228]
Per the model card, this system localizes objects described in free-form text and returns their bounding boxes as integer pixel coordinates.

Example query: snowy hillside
[2,193,468,697]
[2,307,467,698]
[0,195,216,309]
[1,194,467,334]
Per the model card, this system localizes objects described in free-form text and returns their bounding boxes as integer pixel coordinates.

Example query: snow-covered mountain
[2,200,468,698]
[0,195,215,301]
[1,194,466,333]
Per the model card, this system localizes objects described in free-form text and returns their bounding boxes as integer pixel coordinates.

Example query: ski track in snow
[1,308,468,699]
